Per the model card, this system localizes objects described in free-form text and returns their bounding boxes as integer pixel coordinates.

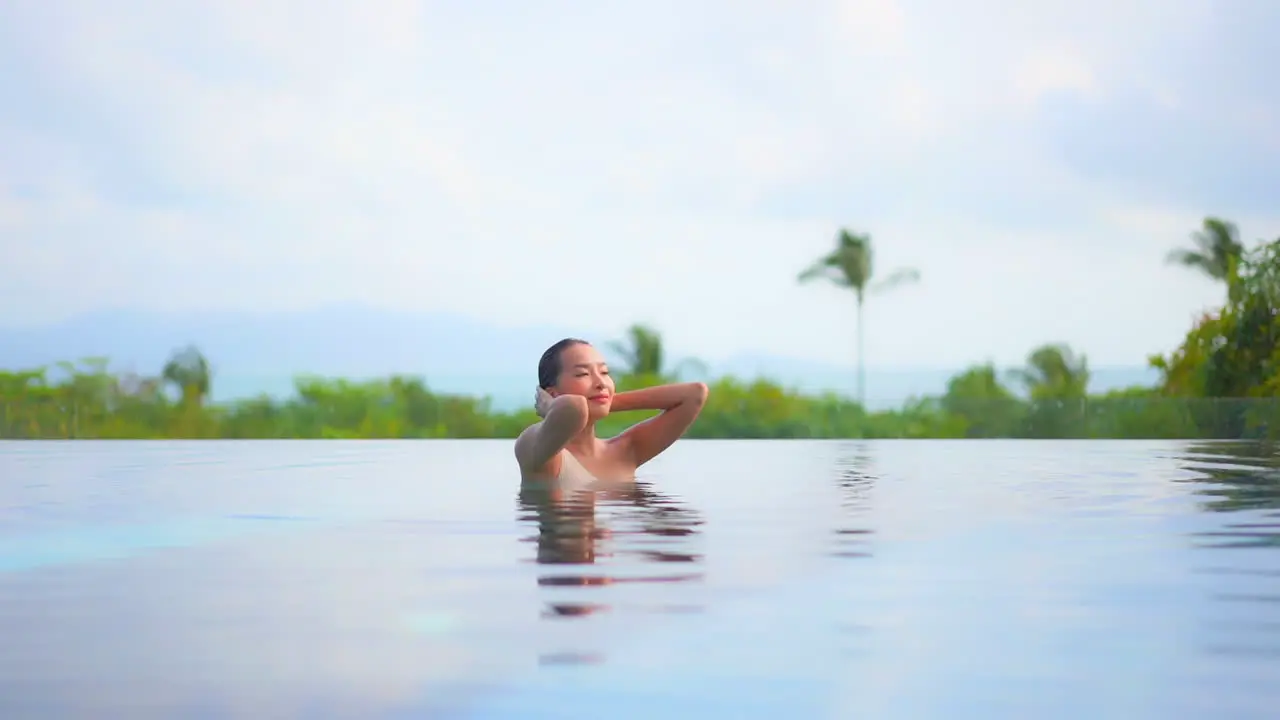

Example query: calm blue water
[1,439,1278,718]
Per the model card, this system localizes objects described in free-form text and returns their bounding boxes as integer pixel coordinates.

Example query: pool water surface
[1,439,1278,718]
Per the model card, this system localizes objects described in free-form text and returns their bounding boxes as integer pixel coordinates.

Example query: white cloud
[1,0,1277,368]
[1012,49,1098,106]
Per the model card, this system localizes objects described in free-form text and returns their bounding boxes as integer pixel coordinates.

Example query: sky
[2,0,1278,370]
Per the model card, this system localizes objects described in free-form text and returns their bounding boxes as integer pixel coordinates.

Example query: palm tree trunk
[856,298,865,407]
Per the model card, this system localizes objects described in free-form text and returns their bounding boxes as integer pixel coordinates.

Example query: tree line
[1,217,1277,440]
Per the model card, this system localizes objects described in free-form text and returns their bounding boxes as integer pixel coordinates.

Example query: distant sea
[209,366,1162,413]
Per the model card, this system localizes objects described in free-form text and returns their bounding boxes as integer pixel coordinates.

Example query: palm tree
[1166,216,1245,285]
[1008,343,1091,438]
[608,324,706,381]
[797,228,920,406]
[162,345,212,406]
[1009,344,1089,400]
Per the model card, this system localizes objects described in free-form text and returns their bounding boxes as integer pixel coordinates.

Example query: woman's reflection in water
[517,477,705,620]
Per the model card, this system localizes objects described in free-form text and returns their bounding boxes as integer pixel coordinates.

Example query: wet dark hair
[538,338,590,389]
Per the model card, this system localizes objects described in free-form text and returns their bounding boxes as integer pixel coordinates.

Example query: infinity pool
[1,439,1278,718]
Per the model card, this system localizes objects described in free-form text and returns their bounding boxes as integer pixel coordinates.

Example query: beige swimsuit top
[556,450,602,492]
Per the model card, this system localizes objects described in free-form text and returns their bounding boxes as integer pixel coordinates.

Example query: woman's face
[550,342,615,418]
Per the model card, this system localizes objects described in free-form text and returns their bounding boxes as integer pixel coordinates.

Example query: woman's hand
[534,387,555,418]
[517,391,590,474]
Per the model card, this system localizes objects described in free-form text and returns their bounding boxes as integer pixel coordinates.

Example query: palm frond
[1167,217,1245,282]
[870,267,921,295]
[1196,217,1243,257]
[797,253,840,282]
[798,269,850,287]
[1165,248,1210,268]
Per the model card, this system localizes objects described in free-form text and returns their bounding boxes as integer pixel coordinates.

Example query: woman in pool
[514,338,709,485]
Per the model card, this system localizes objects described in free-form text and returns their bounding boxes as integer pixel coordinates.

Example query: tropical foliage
[1149,230,1280,437]
[2,218,1277,441]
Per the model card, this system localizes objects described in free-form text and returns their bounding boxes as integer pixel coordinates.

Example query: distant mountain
[0,305,584,376]
[0,307,1160,410]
